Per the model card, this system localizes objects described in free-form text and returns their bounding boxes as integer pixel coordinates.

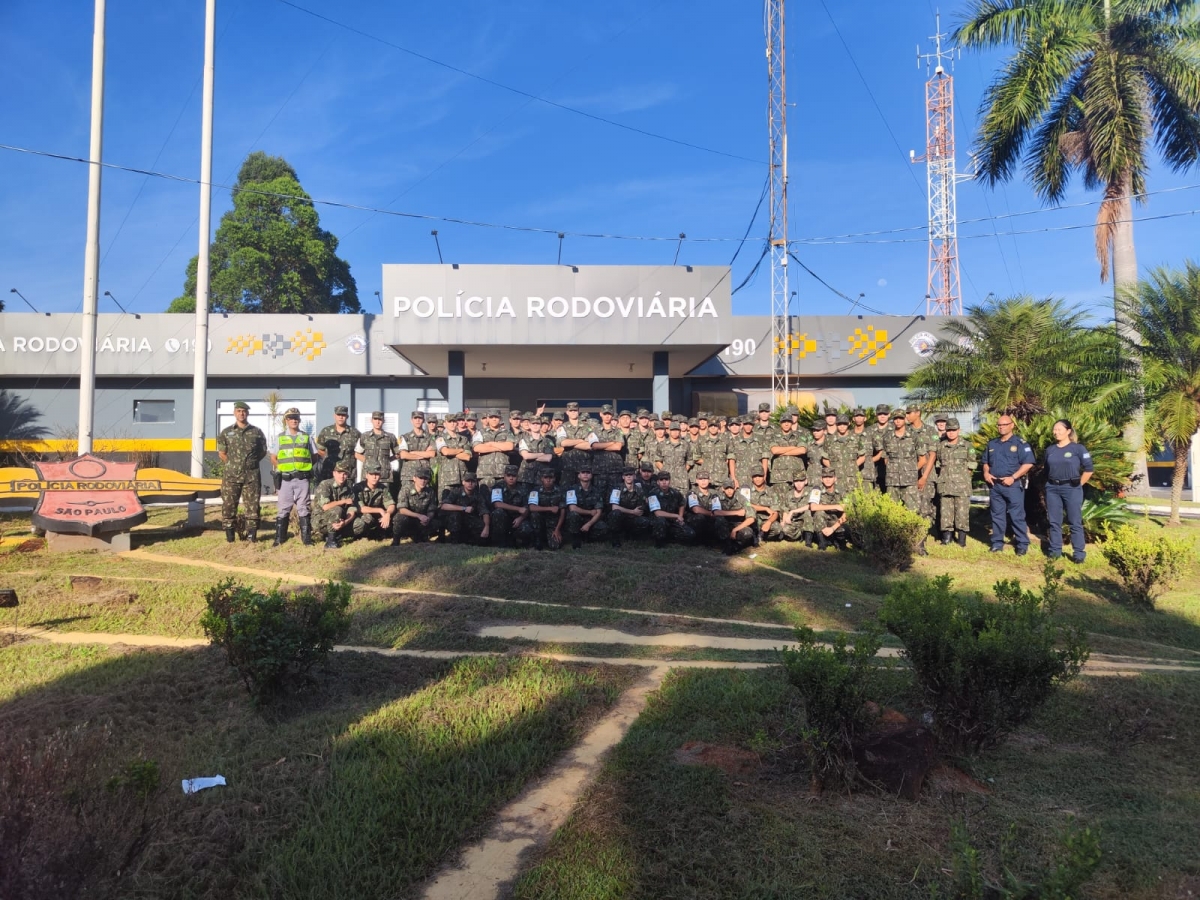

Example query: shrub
[200,578,352,700]
[879,565,1088,754]
[779,625,884,789]
[1075,495,1135,541]
[1099,524,1191,609]
[844,488,929,573]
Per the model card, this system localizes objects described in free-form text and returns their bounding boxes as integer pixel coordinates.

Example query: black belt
[1048,478,1080,486]
[280,471,310,481]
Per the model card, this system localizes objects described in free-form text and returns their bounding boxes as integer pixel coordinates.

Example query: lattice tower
[766,0,790,401]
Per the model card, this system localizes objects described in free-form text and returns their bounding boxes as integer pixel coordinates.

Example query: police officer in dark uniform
[1042,419,1094,562]
[982,414,1036,555]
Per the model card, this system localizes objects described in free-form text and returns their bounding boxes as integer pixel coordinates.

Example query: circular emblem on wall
[956,335,975,351]
[69,458,107,479]
[909,332,937,357]
[346,334,367,356]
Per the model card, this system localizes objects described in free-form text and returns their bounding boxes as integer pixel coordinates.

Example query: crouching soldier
[527,468,565,550]
[936,417,976,547]
[779,471,817,546]
[565,465,609,549]
[313,458,359,548]
[607,467,650,547]
[712,479,757,555]
[685,472,721,545]
[810,467,849,551]
[393,467,441,545]
[353,465,395,541]
[648,471,695,548]
[489,465,533,547]
[441,472,491,545]
[748,471,782,543]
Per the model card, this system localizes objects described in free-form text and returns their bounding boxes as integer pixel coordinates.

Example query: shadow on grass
[1061,571,1200,653]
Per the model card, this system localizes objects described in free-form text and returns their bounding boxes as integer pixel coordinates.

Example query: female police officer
[1043,419,1093,562]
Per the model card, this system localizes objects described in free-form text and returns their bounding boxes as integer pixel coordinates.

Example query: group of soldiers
[215,400,985,555]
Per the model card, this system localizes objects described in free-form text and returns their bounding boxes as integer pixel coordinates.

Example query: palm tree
[1120,261,1200,524]
[904,294,1134,424]
[955,0,1200,491]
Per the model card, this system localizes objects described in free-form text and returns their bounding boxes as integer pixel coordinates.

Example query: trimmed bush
[780,625,883,789]
[1099,524,1191,609]
[844,488,929,573]
[1075,495,1135,541]
[879,565,1088,754]
[200,578,352,700]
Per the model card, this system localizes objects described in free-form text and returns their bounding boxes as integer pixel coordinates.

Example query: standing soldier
[713,479,757,555]
[565,464,609,548]
[692,418,732,487]
[907,406,939,525]
[805,421,830,484]
[315,405,360,481]
[269,407,316,546]
[826,414,865,487]
[878,409,930,554]
[779,472,817,546]
[982,415,1035,555]
[355,412,400,487]
[654,420,691,488]
[769,415,808,486]
[398,410,437,490]
[871,403,892,490]
[935,417,976,547]
[353,465,396,541]
[648,471,695,548]
[393,467,441,545]
[517,417,556,486]
[441,472,491,545]
[313,458,359,549]
[475,409,516,490]
[217,400,267,543]
[435,414,473,499]
[730,418,769,488]
[850,407,877,491]
[626,409,651,465]
[754,402,776,440]
[527,468,566,550]
[591,405,626,492]
[607,467,650,547]
[558,402,592,488]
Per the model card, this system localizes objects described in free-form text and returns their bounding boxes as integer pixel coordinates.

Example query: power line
[788,250,890,315]
[272,0,762,166]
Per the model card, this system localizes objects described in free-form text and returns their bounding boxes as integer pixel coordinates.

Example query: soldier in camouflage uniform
[591,405,626,493]
[313,458,359,548]
[626,410,651,465]
[635,460,657,496]
[748,471,782,542]
[489,465,533,547]
[557,402,592,489]
[217,400,268,542]
[870,403,892,490]
[935,417,976,546]
[564,464,610,548]
[315,405,361,481]
[648,471,695,548]
[654,421,691,488]
[779,472,817,546]
[683,471,721,544]
[393,467,441,544]
[473,409,516,490]
[517,418,556,486]
[768,416,807,486]
[690,419,733,487]
[355,411,400,487]
[441,472,491,545]
[878,409,930,554]
[398,410,437,489]
[805,422,831,484]
[730,419,769,488]
[606,467,650,547]
[907,406,939,523]
[712,479,757,555]
[754,401,776,441]
[435,414,473,498]
[849,408,877,491]
[826,414,865,488]
[810,467,849,550]
[527,469,566,550]
[352,465,396,541]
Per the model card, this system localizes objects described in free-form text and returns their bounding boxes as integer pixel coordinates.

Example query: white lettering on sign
[722,339,757,357]
[393,294,719,321]
[4,335,149,354]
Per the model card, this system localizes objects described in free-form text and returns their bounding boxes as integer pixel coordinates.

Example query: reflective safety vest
[277,432,314,473]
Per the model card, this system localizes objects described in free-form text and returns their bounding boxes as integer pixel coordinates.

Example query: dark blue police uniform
[1043,441,1093,561]
[983,432,1035,552]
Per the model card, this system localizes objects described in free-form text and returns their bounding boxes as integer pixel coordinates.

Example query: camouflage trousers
[566,510,610,541]
[918,479,936,521]
[607,510,652,543]
[713,516,756,548]
[351,513,390,541]
[684,510,716,543]
[313,507,355,539]
[445,511,489,545]
[780,509,814,541]
[886,483,921,515]
[938,494,971,531]
[491,508,534,547]
[651,516,696,545]
[221,475,262,530]
[394,512,442,543]
[529,511,564,550]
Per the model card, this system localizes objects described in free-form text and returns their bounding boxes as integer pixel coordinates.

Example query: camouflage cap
[233,401,250,411]
[656,470,672,479]
[852,407,866,417]
[284,407,301,418]
[791,471,808,482]
[622,466,637,476]
[619,409,633,418]
[537,415,549,425]
[636,408,651,418]
[566,401,580,410]
[600,404,614,413]
[696,471,711,480]
[461,472,478,481]
[639,461,655,472]
[487,408,502,418]
[334,405,349,415]
[716,416,728,425]
[540,467,557,477]
[835,414,849,425]
[698,410,711,420]
[334,458,355,473]
[551,410,565,421]
[365,464,383,475]
[784,405,799,415]
[707,419,720,428]
[578,462,593,472]
[891,408,907,419]
[821,466,837,477]
[413,467,432,480]
[933,413,948,423]
[905,404,921,414]
[652,419,666,429]
[945,417,961,430]
[688,417,699,427]
[503,464,520,475]
[751,469,766,479]
[758,402,772,412]
[410,409,425,419]
[811,421,826,431]
[668,420,682,430]
[371,410,385,419]
[519,411,531,421]
[464,411,478,421]
[722,478,736,488]
[875,403,891,415]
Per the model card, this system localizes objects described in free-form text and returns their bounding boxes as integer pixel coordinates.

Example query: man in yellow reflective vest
[270,407,316,546]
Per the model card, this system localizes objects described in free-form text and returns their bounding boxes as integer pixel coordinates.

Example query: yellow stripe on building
[0,438,218,453]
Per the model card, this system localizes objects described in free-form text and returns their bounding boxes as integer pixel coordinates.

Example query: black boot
[245,525,258,543]
[803,531,814,548]
[324,530,340,549]
[940,531,953,545]
[225,527,236,543]
[816,532,830,551]
[273,519,287,547]
[957,530,968,547]
[299,516,312,546]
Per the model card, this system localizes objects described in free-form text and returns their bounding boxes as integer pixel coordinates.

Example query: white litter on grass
[748,553,757,559]
[845,603,852,608]
[182,775,226,794]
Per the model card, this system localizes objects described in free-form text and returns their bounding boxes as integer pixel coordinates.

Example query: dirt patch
[67,575,139,608]
[925,763,992,795]
[674,741,761,777]
[8,538,45,553]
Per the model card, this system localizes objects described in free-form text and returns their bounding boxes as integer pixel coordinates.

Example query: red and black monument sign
[25,455,151,536]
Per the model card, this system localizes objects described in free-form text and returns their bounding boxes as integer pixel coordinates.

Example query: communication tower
[766,0,790,401]
[912,15,964,316]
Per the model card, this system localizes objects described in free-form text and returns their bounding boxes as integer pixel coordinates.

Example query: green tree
[1120,261,1200,525]
[904,294,1134,425]
[168,153,359,314]
[955,0,1200,492]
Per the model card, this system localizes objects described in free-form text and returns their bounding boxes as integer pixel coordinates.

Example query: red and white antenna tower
[912,14,964,316]
[766,0,790,401]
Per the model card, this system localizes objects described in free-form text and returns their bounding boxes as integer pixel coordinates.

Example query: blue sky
[2,0,1199,319]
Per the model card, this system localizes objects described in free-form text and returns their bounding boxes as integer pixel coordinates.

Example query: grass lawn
[0,637,631,900]
[514,667,1200,899]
